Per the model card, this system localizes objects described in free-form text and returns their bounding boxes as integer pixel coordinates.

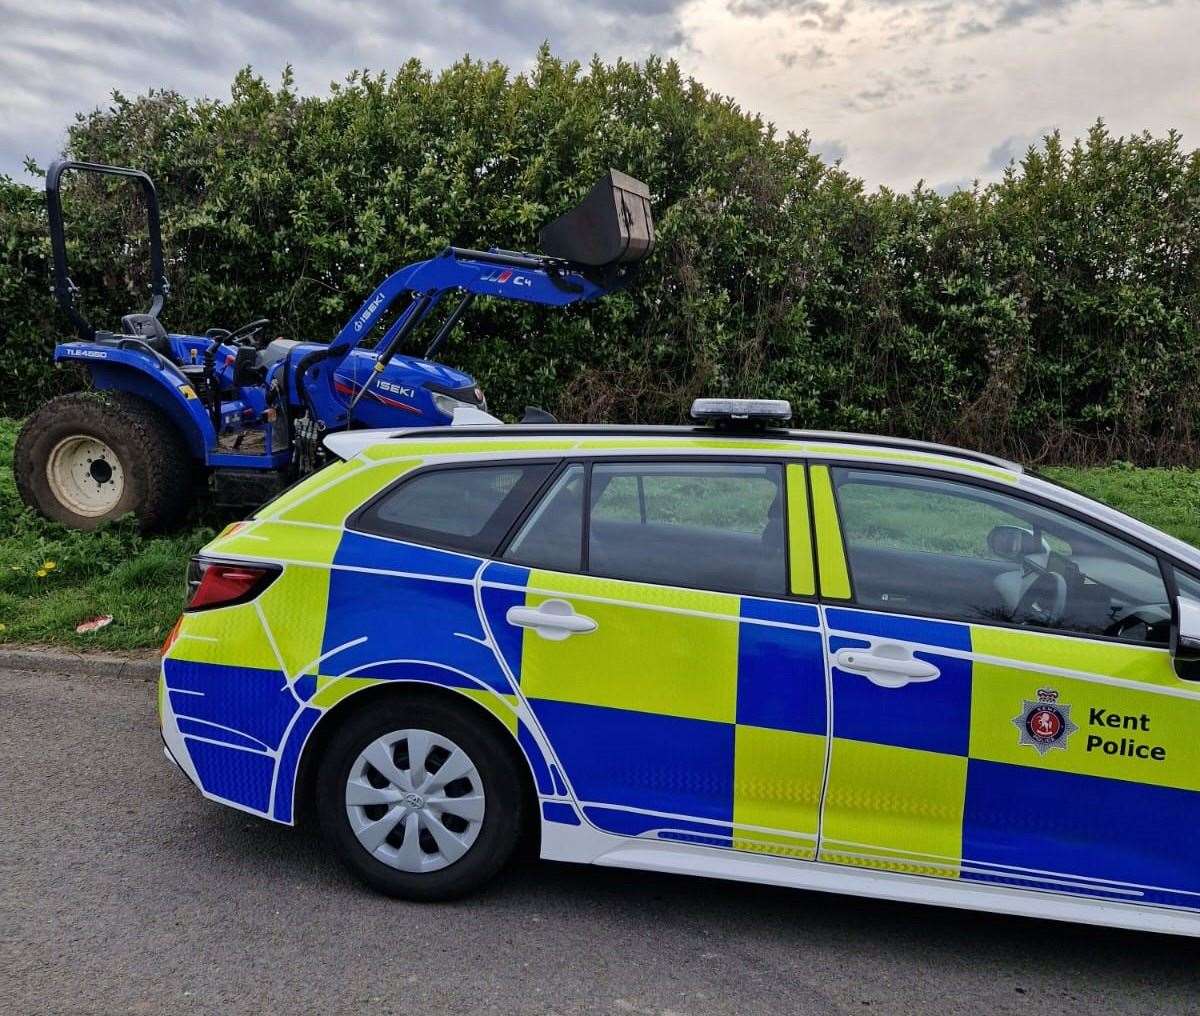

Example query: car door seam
[814,603,837,862]
[472,561,588,812]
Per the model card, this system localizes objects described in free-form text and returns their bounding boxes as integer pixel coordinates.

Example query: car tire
[316,697,525,901]
[14,391,193,531]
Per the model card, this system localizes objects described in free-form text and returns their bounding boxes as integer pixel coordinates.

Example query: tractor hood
[330,347,483,428]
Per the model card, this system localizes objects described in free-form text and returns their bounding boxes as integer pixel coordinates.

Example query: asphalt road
[2,663,1196,1016]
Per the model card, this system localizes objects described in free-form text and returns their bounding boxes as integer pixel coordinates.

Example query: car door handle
[834,644,940,689]
[506,600,598,641]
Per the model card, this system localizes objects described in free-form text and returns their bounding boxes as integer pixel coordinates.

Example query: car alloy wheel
[344,728,486,873]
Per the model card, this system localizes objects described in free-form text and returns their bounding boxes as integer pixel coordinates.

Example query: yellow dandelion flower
[36,569,47,578]
[43,561,57,571]
[0,623,6,632]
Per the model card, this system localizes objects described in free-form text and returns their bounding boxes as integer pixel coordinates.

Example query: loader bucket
[539,169,655,268]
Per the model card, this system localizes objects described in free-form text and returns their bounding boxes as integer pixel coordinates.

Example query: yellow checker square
[363,439,576,461]
[460,690,520,736]
[258,457,364,519]
[257,563,332,679]
[519,570,739,723]
[820,739,966,879]
[213,520,343,564]
[575,437,796,453]
[803,445,1018,484]
[277,459,421,524]
[168,601,280,672]
[969,660,1200,793]
[311,678,518,735]
[972,626,1179,688]
[733,725,823,859]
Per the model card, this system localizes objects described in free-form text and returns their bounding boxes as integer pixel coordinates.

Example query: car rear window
[587,461,786,595]
[503,464,586,572]
[353,462,555,555]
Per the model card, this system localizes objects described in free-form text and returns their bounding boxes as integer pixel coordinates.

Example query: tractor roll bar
[46,160,168,341]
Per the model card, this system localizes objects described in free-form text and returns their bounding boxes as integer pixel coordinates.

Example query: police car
[159,399,1200,934]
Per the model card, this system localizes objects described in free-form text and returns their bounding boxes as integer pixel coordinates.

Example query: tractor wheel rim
[345,728,485,873]
[45,435,126,517]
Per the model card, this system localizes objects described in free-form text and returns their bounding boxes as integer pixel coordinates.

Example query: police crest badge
[1013,688,1078,755]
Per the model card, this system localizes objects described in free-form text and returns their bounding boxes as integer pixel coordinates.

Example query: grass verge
[1,416,1199,651]
[0,418,215,651]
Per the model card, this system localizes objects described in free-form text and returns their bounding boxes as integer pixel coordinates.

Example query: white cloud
[682,0,1195,188]
[0,0,687,179]
[0,0,1194,190]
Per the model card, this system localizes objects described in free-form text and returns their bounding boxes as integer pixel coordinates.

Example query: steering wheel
[1104,602,1171,641]
[1013,568,1068,626]
[226,318,272,347]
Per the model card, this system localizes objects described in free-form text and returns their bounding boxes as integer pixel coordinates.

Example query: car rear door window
[503,464,586,572]
[587,461,786,595]
[831,467,1170,643]
[355,462,555,555]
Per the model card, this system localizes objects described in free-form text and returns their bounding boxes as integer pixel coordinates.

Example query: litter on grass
[75,615,113,634]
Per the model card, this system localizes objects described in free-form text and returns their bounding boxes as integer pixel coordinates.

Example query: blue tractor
[14,163,654,530]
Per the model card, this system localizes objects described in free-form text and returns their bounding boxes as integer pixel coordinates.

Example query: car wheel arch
[291,678,540,856]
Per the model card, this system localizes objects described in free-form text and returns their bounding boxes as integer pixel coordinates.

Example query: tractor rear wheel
[14,392,194,531]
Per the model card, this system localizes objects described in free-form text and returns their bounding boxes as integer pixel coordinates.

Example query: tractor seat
[257,338,301,368]
[121,313,175,360]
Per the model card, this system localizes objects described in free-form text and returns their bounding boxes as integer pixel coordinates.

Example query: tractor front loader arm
[314,247,625,414]
[327,246,617,356]
[304,169,655,423]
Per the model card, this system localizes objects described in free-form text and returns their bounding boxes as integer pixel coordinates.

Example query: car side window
[503,465,585,572]
[355,463,555,555]
[831,467,1170,644]
[587,461,786,596]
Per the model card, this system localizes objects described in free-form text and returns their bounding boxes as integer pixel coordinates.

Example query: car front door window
[831,468,1170,644]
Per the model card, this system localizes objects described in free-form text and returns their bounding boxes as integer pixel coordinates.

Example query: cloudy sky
[0,0,1194,192]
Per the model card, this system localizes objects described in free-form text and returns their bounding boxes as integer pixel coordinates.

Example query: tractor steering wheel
[226,318,272,347]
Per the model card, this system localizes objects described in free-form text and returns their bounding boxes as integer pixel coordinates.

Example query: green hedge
[2,51,1198,464]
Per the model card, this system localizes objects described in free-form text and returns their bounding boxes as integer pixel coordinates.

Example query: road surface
[1,663,1192,1015]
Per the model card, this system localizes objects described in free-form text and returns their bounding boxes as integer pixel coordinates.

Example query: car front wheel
[316,697,525,900]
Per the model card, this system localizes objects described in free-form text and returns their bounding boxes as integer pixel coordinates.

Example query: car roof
[324,423,1023,478]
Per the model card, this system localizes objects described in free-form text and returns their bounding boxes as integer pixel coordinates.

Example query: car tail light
[186,558,280,612]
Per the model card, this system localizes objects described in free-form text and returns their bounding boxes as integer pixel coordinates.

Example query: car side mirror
[1171,595,1200,680]
[987,525,1047,561]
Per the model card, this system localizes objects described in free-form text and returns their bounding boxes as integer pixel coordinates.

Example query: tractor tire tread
[14,391,193,531]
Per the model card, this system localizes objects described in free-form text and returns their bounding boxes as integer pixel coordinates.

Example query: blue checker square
[322,547,512,695]
[531,699,734,823]
[481,562,530,678]
[829,635,972,756]
[542,801,582,826]
[963,759,1200,910]
[165,659,295,750]
[185,738,274,813]
[736,618,827,735]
